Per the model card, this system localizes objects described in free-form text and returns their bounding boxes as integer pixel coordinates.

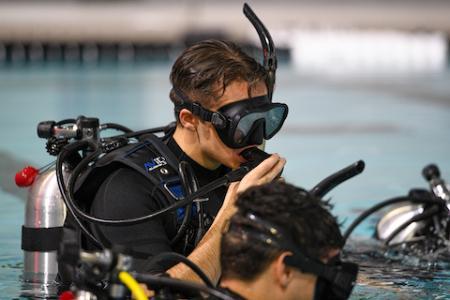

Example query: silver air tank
[376,164,450,245]
[376,203,425,244]
[21,164,68,297]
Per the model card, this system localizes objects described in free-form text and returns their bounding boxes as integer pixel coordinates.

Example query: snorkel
[239,3,285,171]
[243,3,277,101]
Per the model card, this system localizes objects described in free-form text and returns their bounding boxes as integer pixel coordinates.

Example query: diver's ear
[273,252,294,290]
[178,108,198,131]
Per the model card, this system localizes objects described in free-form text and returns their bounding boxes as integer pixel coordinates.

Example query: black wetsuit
[88,137,229,273]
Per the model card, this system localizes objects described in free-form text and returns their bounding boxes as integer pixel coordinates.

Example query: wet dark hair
[169,39,267,110]
[220,182,344,281]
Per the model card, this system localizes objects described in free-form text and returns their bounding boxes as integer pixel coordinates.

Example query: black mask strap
[172,87,227,129]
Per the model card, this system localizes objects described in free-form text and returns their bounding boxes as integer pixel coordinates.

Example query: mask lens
[233,113,263,144]
[233,105,287,144]
[265,106,287,138]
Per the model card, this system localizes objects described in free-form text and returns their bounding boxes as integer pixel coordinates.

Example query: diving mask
[227,212,358,300]
[173,87,288,149]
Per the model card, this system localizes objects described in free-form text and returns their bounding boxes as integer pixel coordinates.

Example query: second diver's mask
[226,211,358,300]
[173,87,288,149]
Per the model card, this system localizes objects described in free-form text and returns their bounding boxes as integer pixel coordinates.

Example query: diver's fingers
[262,157,286,182]
[238,154,285,193]
[222,182,240,208]
[244,154,281,180]
[253,157,285,186]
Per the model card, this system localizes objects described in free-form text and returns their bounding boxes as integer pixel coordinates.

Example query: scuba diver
[58,3,287,287]
[219,181,358,300]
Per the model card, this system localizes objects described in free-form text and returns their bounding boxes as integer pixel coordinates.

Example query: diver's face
[197,80,267,170]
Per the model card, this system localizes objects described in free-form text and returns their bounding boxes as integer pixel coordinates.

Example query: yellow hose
[118,271,148,300]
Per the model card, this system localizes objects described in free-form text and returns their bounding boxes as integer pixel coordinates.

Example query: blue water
[1,63,450,299]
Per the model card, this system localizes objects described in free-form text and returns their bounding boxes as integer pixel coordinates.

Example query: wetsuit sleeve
[89,167,176,273]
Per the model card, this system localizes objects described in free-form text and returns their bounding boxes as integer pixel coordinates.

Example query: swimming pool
[1,63,449,299]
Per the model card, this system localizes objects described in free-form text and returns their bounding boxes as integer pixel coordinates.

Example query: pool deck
[0,0,450,43]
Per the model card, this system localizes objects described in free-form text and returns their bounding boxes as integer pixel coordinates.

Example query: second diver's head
[169,40,287,170]
[220,181,356,300]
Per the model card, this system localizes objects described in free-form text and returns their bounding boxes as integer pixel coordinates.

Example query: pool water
[1,63,450,299]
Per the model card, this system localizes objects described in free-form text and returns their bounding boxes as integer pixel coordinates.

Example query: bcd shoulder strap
[74,133,184,209]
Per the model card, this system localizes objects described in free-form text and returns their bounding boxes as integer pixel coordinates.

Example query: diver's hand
[175,155,285,285]
[237,154,286,194]
[217,154,285,230]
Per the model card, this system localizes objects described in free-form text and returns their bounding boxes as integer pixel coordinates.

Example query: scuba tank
[376,164,450,246]
[17,116,180,297]
[376,202,426,244]
[17,164,69,297]
[15,116,100,297]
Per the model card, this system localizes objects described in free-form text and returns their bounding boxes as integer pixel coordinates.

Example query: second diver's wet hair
[169,40,268,110]
[220,181,344,281]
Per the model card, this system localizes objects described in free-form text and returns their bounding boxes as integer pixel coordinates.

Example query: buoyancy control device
[14,115,271,298]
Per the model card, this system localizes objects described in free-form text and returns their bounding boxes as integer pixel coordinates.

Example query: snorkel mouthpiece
[240,147,283,178]
[241,147,270,168]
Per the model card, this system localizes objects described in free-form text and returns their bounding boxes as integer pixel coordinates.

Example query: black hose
[120,125,170,139]
[101,123,132,133]
[133,273,234,300]
[170,162,193,246]
[310,160,365,198]
[343,196,446,242]
[195,201,205,246]
[56,140,104,249]
[64,150,237,224]
[57,129,249,225]
[148,252,214,288]
[180,162,205,246]
[384,205,441,245]
[55,119,76,126]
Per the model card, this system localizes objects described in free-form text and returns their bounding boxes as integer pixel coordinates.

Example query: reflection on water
[20,281,58,300]
[346,238,450,299]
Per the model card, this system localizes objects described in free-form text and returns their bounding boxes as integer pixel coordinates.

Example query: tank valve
[15,166,38,187]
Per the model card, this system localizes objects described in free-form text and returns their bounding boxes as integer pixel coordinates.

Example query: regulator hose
[117,124,173,140]
[58,137,250,225]
[133,273,234,300]
[119,271,148,300]
[100,123,133,133]
[55,118,76,126]
[148,252,214,288]
[56,140,104,249]
[170,162,194,246]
